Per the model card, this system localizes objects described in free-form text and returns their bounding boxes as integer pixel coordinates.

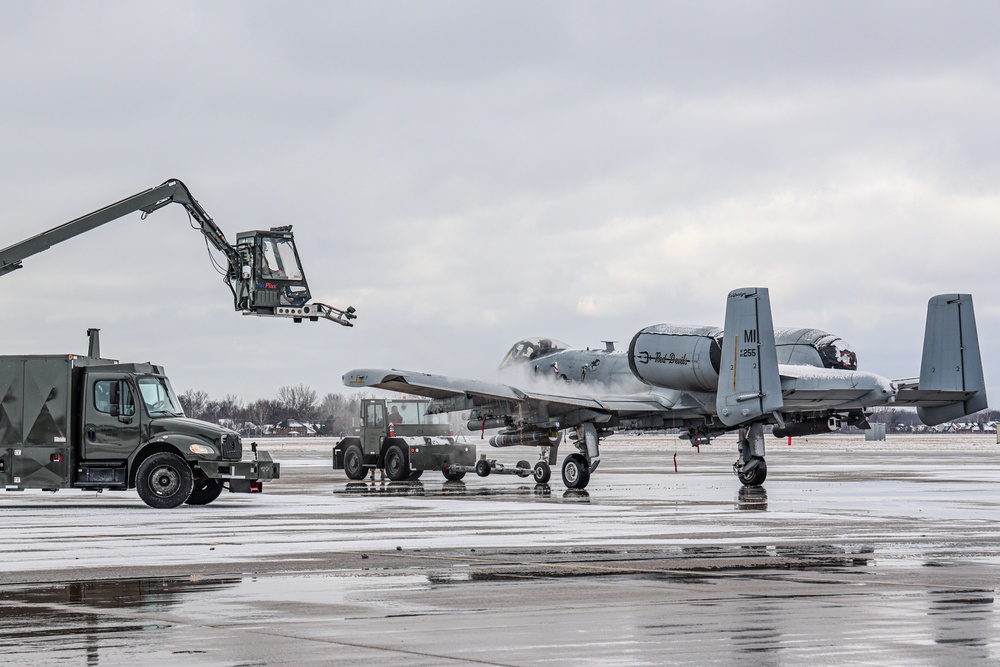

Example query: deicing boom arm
[0,179,356,326]
[0,179,223,277]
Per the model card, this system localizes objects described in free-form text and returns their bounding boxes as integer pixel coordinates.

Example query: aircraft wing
[342,368,677,427]
[344,368,529,403]
[775,366,895,409]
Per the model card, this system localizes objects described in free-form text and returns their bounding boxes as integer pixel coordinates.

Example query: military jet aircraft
[344,288,987,490]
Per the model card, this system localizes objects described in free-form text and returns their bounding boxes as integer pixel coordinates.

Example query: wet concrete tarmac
[2,435,999,665]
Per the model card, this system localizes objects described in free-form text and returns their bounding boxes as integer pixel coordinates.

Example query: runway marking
[240,629,519,666]
[0,598,519,667]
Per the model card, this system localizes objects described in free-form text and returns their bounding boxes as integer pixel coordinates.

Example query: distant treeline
[178,387,999,438]
[178,385,364,436]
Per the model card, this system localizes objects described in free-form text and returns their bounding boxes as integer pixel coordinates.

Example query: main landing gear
[734,422,767,486]
[519,424,602,490]
[555,423,600,490]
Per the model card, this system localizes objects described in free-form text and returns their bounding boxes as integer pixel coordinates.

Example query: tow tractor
[333,398,535,482]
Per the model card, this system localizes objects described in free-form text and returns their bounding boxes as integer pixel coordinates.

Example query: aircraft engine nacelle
[627,325,723,392]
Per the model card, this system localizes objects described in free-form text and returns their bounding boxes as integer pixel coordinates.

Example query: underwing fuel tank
[627,325,723,391]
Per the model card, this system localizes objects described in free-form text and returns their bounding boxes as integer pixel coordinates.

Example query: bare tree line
[177,386,998,438]
[177,384,364,436]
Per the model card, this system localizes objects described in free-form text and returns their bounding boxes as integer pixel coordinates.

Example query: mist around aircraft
[343,288,987,490]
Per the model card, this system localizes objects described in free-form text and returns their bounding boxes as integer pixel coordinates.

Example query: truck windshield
[260,237,304,281]
[385,400,445,425]
[137,376,185,417]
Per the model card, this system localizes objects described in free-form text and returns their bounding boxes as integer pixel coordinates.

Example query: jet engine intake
[771,416,842,439]
[628,325,723,391]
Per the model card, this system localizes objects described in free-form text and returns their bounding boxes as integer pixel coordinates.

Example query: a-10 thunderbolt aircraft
[343,288,987,490]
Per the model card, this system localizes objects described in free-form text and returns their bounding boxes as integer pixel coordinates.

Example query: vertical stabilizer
[917,294,988,425]
[717,287,784,426]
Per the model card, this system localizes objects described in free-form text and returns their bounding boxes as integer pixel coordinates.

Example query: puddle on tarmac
[335,479,591,502]
[3,564,998,665]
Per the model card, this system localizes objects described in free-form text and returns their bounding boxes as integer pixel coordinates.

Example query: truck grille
[222,434,242,460]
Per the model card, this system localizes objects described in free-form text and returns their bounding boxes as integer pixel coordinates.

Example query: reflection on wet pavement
[2,439,1000,664]
[3,562,999,666]
[338,480,588,501]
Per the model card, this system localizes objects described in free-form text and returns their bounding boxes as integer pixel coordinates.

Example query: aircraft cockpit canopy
[775,328,858,371]
[499,337,570,369]
[816,335,858,371]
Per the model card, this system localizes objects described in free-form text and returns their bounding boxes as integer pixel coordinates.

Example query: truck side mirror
[109,380,134,423]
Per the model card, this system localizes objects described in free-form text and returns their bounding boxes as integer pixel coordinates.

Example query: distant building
[275,419,317,436]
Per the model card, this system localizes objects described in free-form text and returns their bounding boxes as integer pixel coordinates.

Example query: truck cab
[0,348,278,508]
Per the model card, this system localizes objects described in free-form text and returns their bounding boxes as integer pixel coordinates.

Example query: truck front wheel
[136,452,194,509]
[384,444,409,481]
[343,445,367,480]
[186,479,224,505]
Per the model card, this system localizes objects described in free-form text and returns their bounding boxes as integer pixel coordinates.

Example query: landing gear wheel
[475,459,492,477]
[738,458,767,486]
[343,444,367,480]
[185,478,224,506]
[532,461,551,484]
[136,452,194,509]
[516,460,532,478]
[407,469,424,481]
[562,453,590,490]
[384,444,409,481]
[443,468,466,481]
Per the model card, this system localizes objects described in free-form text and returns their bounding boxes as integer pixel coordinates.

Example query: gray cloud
[0,1,997,402]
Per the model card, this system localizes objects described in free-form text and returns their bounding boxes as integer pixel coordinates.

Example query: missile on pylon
[488,431,556,448]
[467,418,510,431]
[771,416,842,439]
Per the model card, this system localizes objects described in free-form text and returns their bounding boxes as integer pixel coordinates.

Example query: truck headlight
[189,444,216,455]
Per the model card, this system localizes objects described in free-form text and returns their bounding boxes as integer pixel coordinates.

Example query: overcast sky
[1,1,997,405]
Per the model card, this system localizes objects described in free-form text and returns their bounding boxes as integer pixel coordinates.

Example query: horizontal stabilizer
[716,287,783,426]
[916,294,988,425]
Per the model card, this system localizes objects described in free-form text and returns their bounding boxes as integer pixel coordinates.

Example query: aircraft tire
[562,454,590,490]
[443,468,466,481]
[475,459,492,477]
[384,444,409,481]
[738,458,767,486]
[516,460,532,477]
[136,452,194,509]
[532,461,551,484]
[343,445,367,480]
[185,479,224,505]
